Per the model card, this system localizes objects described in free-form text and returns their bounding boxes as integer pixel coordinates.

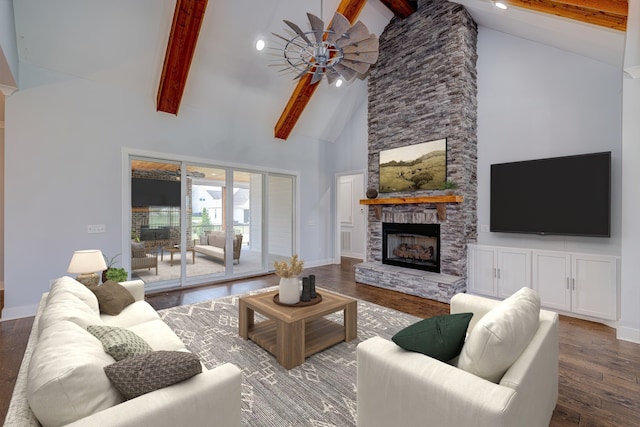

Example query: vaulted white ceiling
[6,0,627,142]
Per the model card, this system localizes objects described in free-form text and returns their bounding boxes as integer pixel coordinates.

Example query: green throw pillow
[87,325,153,361]
[391,313,473,361]
[104,351,202,400]
[88,280,135,316]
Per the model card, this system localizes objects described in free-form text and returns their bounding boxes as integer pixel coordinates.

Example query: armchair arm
[357,337,519,427]
[118,280,145,301]
[66,363,241,427]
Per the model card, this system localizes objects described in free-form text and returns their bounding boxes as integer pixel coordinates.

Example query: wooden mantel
[359,195,463,221]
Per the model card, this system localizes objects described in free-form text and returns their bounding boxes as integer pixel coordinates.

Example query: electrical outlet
[87,224,106,234]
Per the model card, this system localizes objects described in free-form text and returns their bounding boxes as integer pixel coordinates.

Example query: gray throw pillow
[104,351,202,400]
[87,325,153,361]
[88,280,135,315]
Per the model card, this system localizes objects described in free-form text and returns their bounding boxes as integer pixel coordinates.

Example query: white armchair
[356,292,559,427]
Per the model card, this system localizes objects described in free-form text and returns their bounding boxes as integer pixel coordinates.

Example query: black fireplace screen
[382,223,440,273]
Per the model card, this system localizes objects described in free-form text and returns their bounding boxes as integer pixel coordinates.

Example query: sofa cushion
[101,300,161,328]
[39,291,103,336]
[208,233,226,248]
[127,319,190,352]
[48,276,100,314]
[88,280,135,315]
[87,325,153,361]
[391,313,473,361]
[27,320,123,427]
[104,351,202,400]
[457,287,541,383]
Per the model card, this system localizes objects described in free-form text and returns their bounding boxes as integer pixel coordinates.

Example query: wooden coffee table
[238,289,357,369]
[161,246,195,266]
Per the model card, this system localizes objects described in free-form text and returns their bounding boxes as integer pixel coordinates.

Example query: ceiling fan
[270,10,379,86]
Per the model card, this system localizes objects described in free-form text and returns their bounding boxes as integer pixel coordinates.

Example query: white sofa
[5,276,241,427]
[357,291,559,427]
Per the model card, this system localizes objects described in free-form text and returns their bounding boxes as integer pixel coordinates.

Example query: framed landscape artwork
[379,138,447,193]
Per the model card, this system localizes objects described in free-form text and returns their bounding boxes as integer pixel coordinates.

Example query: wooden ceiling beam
[274,0,368,141]
[378,0,418,19]
[157,0,208,115]
[505,0,627,31]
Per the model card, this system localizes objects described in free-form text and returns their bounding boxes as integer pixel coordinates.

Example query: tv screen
[490,152,611,237]
[131,178,181,207]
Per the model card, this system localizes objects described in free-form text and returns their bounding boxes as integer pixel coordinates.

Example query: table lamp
[67,249,107,286]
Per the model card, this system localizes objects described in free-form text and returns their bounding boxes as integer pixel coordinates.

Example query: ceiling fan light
[494,1,508,10]
[255,39,266,51]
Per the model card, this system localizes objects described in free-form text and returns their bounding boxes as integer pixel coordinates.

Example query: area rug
[158,288,420,426]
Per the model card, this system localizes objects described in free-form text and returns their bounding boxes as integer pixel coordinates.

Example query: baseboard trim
[1,303,39,321]
[616,326,640,344]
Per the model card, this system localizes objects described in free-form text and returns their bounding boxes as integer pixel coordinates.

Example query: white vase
[279,277,300,305]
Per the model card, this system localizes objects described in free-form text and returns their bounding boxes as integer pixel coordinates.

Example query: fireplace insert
[382,223,440,273]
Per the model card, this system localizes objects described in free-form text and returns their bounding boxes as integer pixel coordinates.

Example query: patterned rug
[158,288,420,426]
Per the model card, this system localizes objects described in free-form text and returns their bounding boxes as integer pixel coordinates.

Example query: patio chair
[131,242,158,275]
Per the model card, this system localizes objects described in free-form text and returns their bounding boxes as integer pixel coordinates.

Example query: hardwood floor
[1,258,639,426]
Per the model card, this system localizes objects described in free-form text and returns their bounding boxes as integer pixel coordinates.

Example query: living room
[0,0,639,424]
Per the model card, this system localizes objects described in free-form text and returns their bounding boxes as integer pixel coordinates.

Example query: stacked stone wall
[365,0,478,279]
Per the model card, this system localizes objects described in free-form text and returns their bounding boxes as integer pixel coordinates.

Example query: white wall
[619,0,640,342]
[3,62,338,318]
[476,28,622,256]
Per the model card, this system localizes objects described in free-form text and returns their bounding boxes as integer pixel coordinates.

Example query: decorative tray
[273,293,322,307]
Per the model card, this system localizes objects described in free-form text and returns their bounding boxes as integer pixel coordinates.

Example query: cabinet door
[533,251,571,312]
[572,254,618,320]
[467,245,497,297]
[497,248,531,298]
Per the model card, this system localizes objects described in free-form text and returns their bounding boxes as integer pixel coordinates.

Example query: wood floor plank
[1,257,639,426]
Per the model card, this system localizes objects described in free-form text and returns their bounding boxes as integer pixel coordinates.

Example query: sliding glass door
[129,156,296,291]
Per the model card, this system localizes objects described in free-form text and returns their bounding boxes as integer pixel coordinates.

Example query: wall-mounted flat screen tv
[131,178,181,207]
[490,152,611,237]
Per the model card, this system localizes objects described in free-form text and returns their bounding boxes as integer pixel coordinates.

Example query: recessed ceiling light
[335,78,343,88]
[255,39,266,51]
[494,1,508,10]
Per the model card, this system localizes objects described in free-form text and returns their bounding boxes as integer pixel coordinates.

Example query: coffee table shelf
[247,317,347,359]
[239,289,357,369]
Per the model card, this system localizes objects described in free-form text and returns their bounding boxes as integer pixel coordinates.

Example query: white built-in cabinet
[532,251,618,321]
[467,244,618,322]
[467,245,531,299]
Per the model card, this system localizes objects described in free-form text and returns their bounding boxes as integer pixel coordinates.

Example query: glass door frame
[123,150,299,292]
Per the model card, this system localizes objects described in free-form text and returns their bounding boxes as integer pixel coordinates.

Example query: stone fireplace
[354,0,478,303]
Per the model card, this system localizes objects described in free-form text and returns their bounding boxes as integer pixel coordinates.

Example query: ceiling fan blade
[344,50,379,64]
[310,66,324,84]
[326,12,350,43]
[339,58,371,74]
[283,19,312,45]
[326,68,340,85]
[333,63,357,82]
[342,35,378,53]
[336,21,370,48]
[307,13,325,44]
[293,66,312,80]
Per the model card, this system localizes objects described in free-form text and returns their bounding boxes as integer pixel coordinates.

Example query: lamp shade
[67,250,107,274]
